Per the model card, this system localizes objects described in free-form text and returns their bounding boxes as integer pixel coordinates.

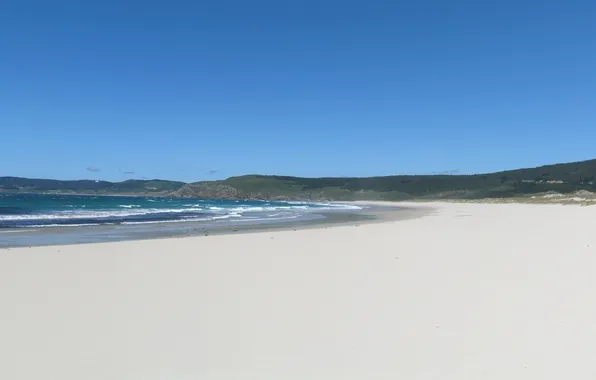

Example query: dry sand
[2,202,596,379]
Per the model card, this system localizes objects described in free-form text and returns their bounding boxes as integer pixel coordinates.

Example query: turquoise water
[0,194,360,228]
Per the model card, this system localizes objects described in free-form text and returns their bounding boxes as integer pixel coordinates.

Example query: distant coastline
[0,190,173,198]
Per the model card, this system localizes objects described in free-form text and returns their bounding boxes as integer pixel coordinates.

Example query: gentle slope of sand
[2,202,596,379]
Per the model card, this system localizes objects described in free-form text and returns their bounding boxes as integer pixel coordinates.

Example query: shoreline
[4,199,591,249]
[0,203,431,248]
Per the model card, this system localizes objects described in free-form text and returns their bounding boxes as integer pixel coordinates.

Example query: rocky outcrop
[170,181,330,201]
[171,182,245,199]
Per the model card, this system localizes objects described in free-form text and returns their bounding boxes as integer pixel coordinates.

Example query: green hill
[173,159,596,201]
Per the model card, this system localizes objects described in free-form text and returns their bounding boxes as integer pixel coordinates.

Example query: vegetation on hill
[3,159,596,200]
[0,177,185,195]
[173,159,596,201]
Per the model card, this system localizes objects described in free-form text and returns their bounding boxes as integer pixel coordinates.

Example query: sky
[1,0,595,182]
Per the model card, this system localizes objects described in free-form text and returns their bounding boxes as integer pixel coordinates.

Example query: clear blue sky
[1,0,595,182]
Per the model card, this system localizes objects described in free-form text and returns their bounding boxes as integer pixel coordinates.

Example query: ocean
[0,193,361,229]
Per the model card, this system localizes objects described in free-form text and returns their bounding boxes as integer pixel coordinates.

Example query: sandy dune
[2,202,596,379]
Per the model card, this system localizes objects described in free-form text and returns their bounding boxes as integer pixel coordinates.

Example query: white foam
[233,215,300,222]
[122,218,211,225]
[120,213,243,225]
[0,207,206,221]
[310,202,362,210]
[279,201,362,210]
[26,223,106,228]
[0,201,361,224]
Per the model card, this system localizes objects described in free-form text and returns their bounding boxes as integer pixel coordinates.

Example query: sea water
[0,193,360,229]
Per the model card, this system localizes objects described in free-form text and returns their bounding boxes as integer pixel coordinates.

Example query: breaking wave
[0,194,361,228]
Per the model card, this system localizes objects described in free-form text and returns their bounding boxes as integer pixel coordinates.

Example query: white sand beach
[2,202,596,379]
